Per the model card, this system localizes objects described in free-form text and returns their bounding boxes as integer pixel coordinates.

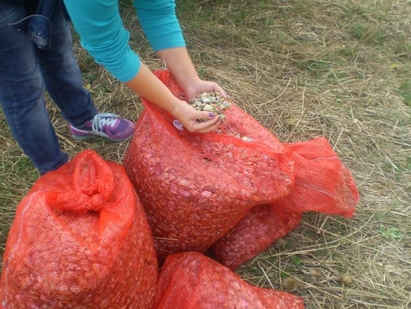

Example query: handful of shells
[189,91,231,122]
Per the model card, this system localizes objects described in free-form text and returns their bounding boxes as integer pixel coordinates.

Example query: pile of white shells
[189,91,231,121]
[187,91,252,142]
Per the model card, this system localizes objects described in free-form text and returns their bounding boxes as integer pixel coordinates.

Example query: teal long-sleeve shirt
[63,0,186,82]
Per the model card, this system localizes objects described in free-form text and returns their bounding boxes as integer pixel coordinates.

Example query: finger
[200,120,221,133]
[194,117,221,133]
[212,84,229,99]
[195,110,219,122]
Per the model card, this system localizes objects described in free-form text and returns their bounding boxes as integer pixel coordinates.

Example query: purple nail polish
[173,119,184,130]
[209,112,216,117]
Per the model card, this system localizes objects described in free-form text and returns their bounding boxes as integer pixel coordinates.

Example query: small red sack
[154,251,305,309]
[123,70,295,262]
[211,137,359,269]
[0,150,158,309]
[211,203,302,270]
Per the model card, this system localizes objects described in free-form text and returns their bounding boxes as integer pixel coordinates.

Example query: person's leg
[0,1,68,175]
[37,0,134,141]
[36,0,97,127]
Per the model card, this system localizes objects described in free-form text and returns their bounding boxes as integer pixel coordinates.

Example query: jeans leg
[0,1,68,175]
[37,0,97,127]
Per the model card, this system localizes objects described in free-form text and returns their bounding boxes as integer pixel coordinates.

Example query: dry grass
[1,0,411,308]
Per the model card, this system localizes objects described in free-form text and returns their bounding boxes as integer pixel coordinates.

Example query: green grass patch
[349,23,386,45]
[399,79,411,107]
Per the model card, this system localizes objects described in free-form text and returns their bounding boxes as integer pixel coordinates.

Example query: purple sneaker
[69,113,135,142]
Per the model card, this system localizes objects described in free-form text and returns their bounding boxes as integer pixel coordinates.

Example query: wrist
[180,76,201,95]
[168,99,185,118]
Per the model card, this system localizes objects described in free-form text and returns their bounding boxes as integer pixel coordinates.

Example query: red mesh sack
[211,137,359,269]
[154,251,305,309]
[123,70,295,262]
[211,204,302,270]
[0,150,158,309]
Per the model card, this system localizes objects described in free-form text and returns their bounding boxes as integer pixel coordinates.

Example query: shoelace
[92,113,119,132]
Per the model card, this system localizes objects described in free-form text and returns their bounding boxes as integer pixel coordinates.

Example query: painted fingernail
[173,119,184,130]
[209,112,216,117]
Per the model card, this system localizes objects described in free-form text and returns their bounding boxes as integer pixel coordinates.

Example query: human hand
[170,99,222,133]
[183,79,228,101]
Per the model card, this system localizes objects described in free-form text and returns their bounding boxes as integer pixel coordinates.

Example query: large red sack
[123,70,295,262]
[124,70,358,269]
[0,150,158,309]
[154,251,305,309]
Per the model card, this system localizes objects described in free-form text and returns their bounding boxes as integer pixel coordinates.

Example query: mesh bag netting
[123,70,295,262]
[0,150,158,309]
[154,251,305,309]
[273,138,359,217]
[211,137,359,269]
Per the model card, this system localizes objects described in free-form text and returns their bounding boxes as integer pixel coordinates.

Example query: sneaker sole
[72,134,98,141]
[72,132,132,142]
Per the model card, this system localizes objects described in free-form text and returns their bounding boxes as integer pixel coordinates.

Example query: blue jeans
[0,0,97,175]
